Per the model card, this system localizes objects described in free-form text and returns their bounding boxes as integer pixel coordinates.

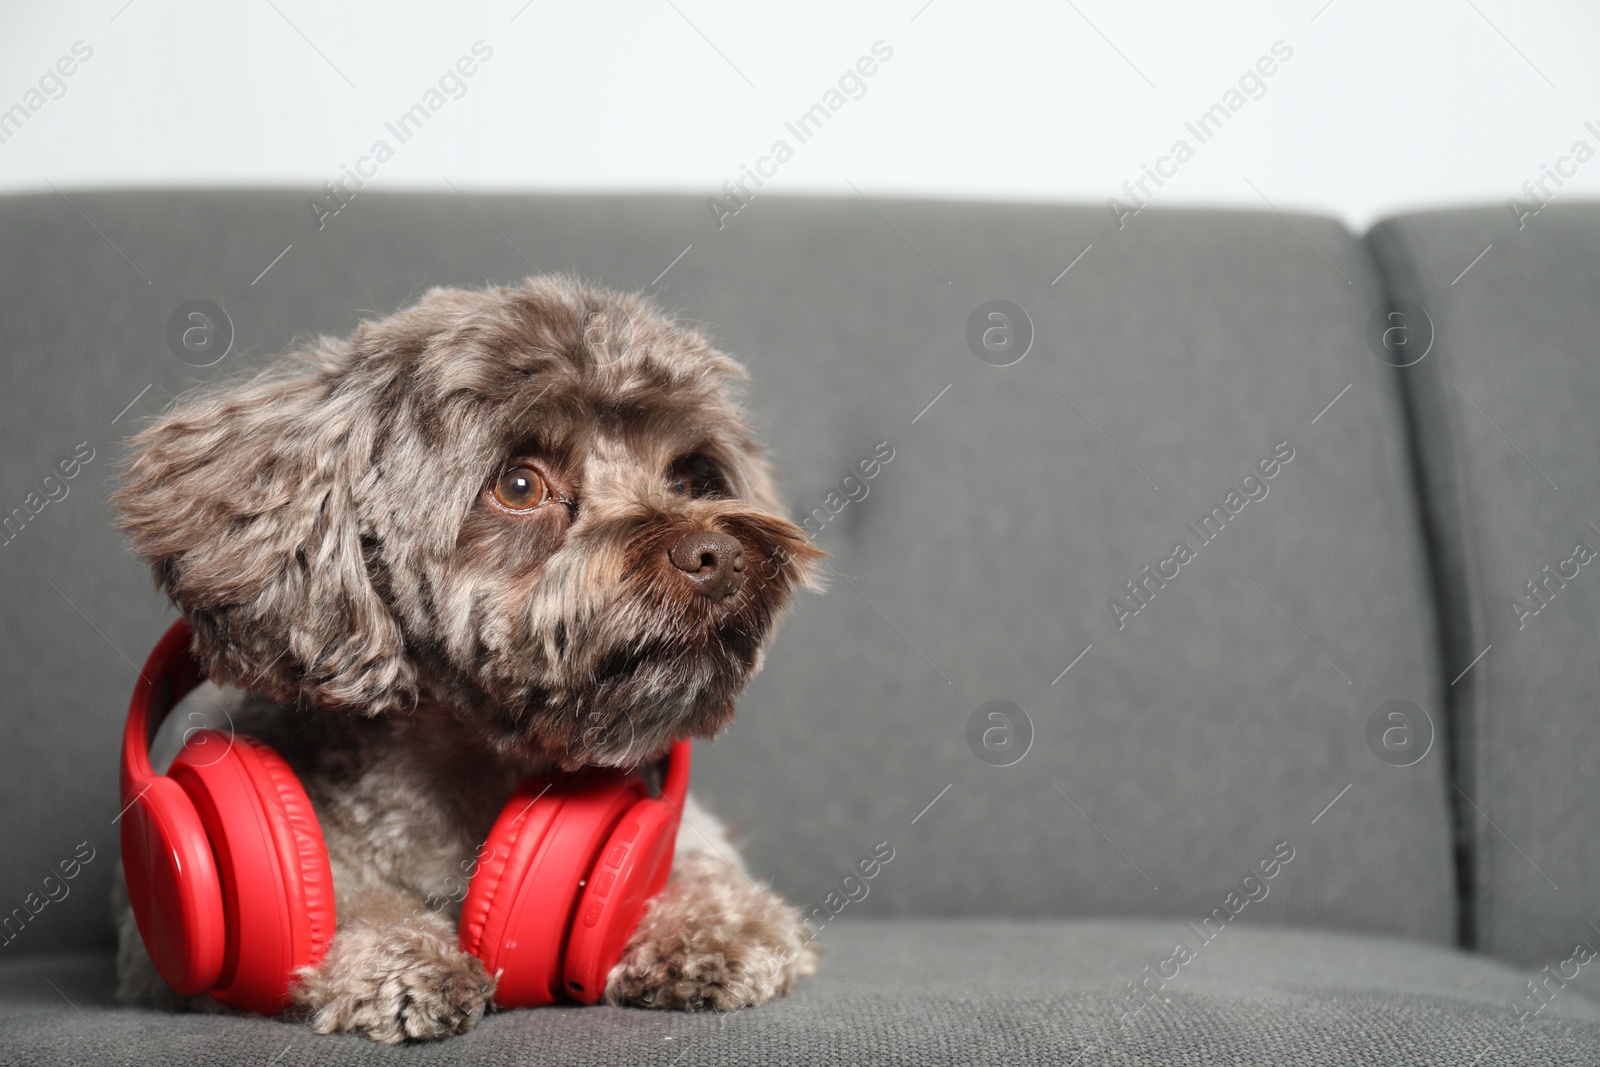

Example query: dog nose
[668,530,745,601]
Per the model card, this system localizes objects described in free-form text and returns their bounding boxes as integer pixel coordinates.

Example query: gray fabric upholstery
[1367,205,1600,995]
[5,920,1600,1065]
[17,190,1600,1062]
[0,193,1455,965]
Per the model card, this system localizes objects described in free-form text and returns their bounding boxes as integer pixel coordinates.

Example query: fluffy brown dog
[110,276,823,1043]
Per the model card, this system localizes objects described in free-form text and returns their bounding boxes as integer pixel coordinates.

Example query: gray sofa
[2,190,1599,1064]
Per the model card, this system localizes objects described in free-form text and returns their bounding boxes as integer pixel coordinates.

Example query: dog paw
[605,854,817,1011]
[292,922,496,1044]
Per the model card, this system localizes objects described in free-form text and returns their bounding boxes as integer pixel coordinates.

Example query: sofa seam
[1363,216,1493,953]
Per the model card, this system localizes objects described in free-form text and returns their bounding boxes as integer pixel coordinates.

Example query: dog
[110,275,824,1043]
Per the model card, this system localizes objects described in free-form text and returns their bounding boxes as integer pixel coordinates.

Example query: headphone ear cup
[167,731,333,1013]
[458,780,565,990]
[463,773,645,1008]
[561,797,681,1004]
[120,776,226,995]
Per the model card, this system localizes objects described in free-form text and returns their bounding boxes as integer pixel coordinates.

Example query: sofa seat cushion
[5,919,1597,1065]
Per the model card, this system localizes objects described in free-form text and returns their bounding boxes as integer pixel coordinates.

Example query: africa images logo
[1110,442,1295,630]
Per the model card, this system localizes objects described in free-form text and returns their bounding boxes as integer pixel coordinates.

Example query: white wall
[2,0,1598,230]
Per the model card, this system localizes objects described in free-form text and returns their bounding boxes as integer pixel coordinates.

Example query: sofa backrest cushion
[0,192,1455,953]
[1369,204,1600,976]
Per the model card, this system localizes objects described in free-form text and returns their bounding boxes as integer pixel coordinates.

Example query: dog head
[115,277,822,768]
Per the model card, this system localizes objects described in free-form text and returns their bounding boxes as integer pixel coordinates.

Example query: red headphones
[120,618,689,1014]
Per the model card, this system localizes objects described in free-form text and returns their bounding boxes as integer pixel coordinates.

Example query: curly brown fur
[111,277,822,1042]
[606,844,819,1010]
[290,885,496,1044]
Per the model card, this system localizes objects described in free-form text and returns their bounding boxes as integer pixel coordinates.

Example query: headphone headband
[120,619,693,804]
[120,618,204,800]
[659,735,691,810]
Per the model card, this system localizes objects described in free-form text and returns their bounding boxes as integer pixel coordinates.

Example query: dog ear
[114,340,416,713]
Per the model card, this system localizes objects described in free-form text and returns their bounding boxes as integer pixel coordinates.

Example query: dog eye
[492,465,549,511]
[668,455,728,499]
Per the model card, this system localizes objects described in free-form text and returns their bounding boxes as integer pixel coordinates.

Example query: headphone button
[604,843,627,868]
[617,820,639,843]
[592,870,615,899]
[581,902,604,928]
